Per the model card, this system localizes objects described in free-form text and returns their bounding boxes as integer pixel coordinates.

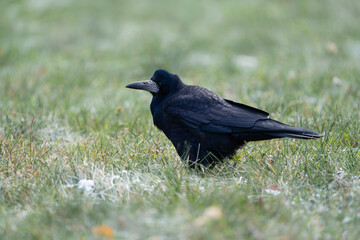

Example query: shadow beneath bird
[126,69,323,168]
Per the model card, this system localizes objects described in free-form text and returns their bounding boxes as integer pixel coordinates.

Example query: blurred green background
[1,0,359,239]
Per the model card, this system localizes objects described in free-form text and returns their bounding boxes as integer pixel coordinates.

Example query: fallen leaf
[326,42,338,53]
[267,184,280,191]
[194,206,223,227]
[92,224,114,239]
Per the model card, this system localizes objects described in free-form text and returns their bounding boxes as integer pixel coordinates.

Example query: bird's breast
[150,104,166,131]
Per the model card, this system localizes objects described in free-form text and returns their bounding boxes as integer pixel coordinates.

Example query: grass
[1,0,360,239]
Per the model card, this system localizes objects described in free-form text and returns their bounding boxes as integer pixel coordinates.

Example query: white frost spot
[232,55,258,70]
[332,76,345,87]
[66,179,95,194]
[187,52,219,66]
[265,189,281,196]
[78,179,95,193]
[39,122,79,146]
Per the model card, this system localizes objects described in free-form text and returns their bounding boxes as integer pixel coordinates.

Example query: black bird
[126,69,323,167]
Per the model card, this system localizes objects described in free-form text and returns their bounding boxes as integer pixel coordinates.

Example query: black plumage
[126,69,323,167]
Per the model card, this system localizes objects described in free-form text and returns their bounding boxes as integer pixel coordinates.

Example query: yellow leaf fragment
[91,224,114,239]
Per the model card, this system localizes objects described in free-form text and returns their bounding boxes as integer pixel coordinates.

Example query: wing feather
[164,86,269,133]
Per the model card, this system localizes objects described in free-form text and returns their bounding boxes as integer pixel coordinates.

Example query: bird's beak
[126,80,159,94]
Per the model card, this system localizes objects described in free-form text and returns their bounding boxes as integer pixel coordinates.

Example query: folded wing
[164,86,270,133]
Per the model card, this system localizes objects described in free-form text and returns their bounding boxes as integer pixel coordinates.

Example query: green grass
[1,0,360,239]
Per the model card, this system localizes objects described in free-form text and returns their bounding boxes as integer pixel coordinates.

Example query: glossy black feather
[127,69,323,167]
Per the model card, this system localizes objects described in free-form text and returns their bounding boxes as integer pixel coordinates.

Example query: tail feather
[241,119,323,142]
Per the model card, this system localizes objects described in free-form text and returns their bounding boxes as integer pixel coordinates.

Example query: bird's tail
[241,119,323,142]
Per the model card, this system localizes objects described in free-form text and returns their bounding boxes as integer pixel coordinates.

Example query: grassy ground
[1,0,360,239]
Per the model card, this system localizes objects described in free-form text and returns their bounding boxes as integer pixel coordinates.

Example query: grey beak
[126,80,159,94]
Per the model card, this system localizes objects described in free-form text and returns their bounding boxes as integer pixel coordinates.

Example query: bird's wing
[164,87,269,133]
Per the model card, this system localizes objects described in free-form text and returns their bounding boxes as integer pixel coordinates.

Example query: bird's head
[126,69,184,96]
